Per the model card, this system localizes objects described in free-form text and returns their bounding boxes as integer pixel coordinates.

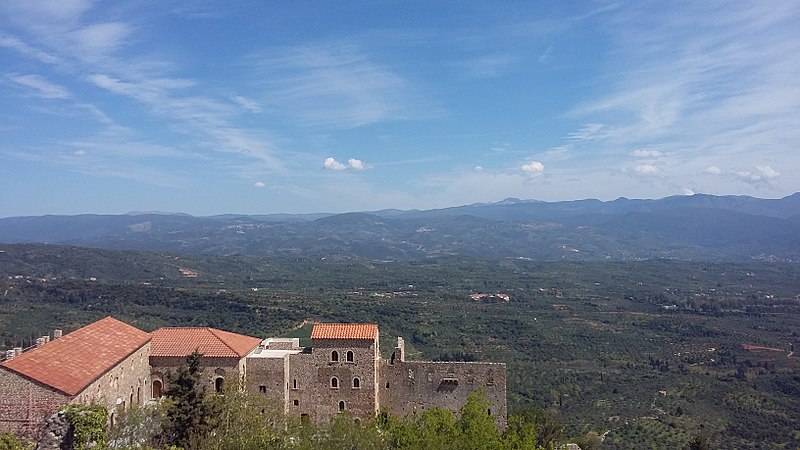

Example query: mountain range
[2,193,800,261]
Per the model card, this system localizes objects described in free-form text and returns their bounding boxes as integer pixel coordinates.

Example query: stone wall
[379,360,508,428]
[150,355,242,395]
[246,356,288,408]
[0,369,70,438]
[286,338,379,424]
[73,342,151,420]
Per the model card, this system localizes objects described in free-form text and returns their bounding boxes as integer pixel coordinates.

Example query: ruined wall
[287,338,379,424]
[379,360,508,428]
[246,356,288,408]
[73,342,151,418]
[0,369,70,438]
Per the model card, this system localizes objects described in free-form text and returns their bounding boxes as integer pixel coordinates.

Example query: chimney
[13,347,22,357]
[395,337,406,363]
[53,329,63,339]
[4,349,15,360]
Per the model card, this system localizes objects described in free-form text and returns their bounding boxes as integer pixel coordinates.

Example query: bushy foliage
[62,404,108,450]
[0,433,33,450]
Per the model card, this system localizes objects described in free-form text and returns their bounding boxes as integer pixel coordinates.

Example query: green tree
[509,405,562,449]
[203,377,286,450]
[161,350,219,449]
[458,389,501,450]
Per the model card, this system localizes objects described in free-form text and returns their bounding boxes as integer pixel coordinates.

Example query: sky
[2,1,799,217]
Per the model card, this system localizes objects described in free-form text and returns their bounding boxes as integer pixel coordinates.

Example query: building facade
[1,318,507,437]
[246,324,508,427]
[0,317,151,438]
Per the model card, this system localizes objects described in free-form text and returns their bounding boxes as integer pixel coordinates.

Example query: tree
[685,435,711,450]
[458,389,501,450]
[160,350,219,449]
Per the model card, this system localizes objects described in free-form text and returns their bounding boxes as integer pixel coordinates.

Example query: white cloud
[474,166,484,171]
[756,165,780,179]
[347,158,365,170]
[68,22,131,62]
[10,74,71,99]
[631,149,663,159]
[568,123,605,140]
[634,164,658,175]
[732,165,781,184]
[254,181,266,188]
[324,157,347,171]
[704,166,722,175]
[233,96,262,113]
[521,161,544,177]
[73,150,87,156]
[324,157,366,171]
[682,188,695,195]
[0,35,61,64]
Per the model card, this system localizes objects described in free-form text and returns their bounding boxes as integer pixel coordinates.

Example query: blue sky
[2,1,799,217]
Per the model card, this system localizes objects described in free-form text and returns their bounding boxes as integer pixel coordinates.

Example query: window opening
[259,385,266,393]
[346,351,354,362]
[330,377,339,389]
[215,377,224,393]
[331,350,339,362]
[353,377,360,388]
[338,401,346,412]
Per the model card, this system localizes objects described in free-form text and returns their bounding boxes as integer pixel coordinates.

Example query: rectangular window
[293,399,299,406]
[259,385,266,393]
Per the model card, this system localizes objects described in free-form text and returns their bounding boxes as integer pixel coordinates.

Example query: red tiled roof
[311,323,378,340]
[0,317,150,396]
[150,327,261,358]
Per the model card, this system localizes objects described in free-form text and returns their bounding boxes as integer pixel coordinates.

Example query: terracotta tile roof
[0,317,150,396]
[311,323,379,340]
[150,327,261,358]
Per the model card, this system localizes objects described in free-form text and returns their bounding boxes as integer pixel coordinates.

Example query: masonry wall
[287,338,379,424]
[73,342,152,419]
[0,369,70,438]
[246,356,288,408]
[379,360,508,428]
[149,355,241,395]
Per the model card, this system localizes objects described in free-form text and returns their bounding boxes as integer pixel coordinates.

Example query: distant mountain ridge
[1,193,799,261]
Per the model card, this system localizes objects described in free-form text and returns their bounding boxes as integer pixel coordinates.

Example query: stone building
[1,319,507,436]
[149,327,262,397]
[246,323,507,427]
[0,317,151,438]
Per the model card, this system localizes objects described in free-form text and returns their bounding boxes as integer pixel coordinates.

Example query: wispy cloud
[560,1,800,194]
[232,95,262,113]
[0,35,61,64]
[9,74,71,98]
[247,42,439,128]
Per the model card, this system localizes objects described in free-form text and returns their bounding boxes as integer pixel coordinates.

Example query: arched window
[331,350,339,362]
[215,377,224,393]
[152,380,163,398]
[330,377,339,389]
[338,401,346,412]
[353,377,360,388]
[346,351,354,362]
[292,379,298,390]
